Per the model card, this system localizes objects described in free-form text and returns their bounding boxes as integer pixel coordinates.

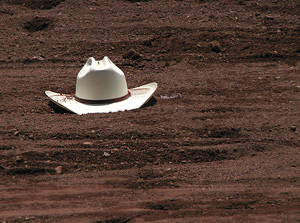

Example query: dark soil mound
[24,17,54,32]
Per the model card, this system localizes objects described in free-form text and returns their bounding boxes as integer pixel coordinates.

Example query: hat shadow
[48,101,72,114]
[141,96,157,109]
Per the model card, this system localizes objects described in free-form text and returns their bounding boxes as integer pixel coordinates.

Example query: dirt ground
[1,0,300,222]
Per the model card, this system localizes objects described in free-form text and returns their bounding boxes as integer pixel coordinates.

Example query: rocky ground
[0,0,300,222]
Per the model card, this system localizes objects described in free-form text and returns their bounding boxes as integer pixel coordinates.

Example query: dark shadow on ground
[141,97,157,108]
[48,101,72,114]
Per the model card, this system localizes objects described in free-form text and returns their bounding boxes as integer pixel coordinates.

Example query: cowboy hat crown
[75,56,129,102]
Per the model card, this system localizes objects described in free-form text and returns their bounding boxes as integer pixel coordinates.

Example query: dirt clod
[103,152,111,157]
[210,40,221,53]
[55,166,63,174]
[122,49,142,60]
[15,156,24,163]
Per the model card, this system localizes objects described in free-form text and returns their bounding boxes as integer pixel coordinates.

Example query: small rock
[28,134,34,140]
[210,40,221,53]
[265,15,274,20]
[14,131,20,136]
[198,53,205,59]
[123,49,142,60]
[181,160,187,164]
[83,142,93,147]
[32,56,44,61]
[111,148,119,153]
[55,166,63,174]
[290,126,296,132]
[103,152,111,157]
[162,143,169,148]
[15,156,24,163]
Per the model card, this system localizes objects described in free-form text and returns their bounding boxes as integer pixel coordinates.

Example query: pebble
[210,40,221,53]
[265,15,274,20]
[55,166,63,174]
[15,156,24,163]
[198,53,205,59]
[83,142,93,147]
[162,143,169,148]
[103,152,111,157]
[111,148,119,153]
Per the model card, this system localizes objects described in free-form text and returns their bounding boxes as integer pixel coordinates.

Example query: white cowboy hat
[45,56,157,115]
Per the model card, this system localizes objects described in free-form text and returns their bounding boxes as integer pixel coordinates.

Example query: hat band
[75,91,130,104]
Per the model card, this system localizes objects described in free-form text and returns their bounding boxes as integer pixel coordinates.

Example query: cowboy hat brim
[45,82,157,115]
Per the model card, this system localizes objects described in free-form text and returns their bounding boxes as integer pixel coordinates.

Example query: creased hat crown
[75,57,128,101]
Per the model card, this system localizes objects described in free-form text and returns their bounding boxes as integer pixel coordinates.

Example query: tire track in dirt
[1,173,299,222]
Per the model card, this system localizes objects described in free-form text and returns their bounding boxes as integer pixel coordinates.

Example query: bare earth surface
[1,0,300,222]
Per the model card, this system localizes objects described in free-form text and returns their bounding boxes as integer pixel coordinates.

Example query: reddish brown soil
[1,0,300,222]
